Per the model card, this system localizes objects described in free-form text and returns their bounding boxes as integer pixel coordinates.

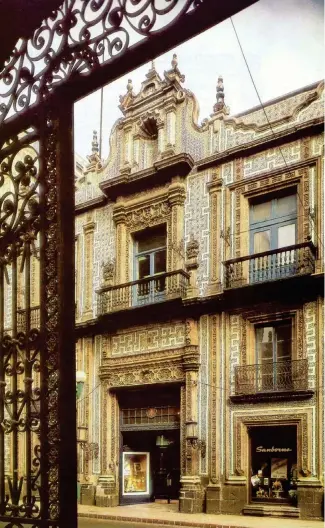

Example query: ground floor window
[250,425,297,504]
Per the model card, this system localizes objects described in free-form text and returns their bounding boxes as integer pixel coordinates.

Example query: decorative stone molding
[100,348,185,388]
[231,409,313,480]
[82,220,96,319]
[125,201,171,231]
[185,235,200,298]
[183,346,200,372]
[101,259,115,286]
[186,234,199,261]
[207,171,223,294]
[228,163,313,262]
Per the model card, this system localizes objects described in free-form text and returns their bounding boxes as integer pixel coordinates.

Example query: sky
[74,0,324,161]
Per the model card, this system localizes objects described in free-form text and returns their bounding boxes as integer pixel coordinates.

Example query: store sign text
[256,446,292,453]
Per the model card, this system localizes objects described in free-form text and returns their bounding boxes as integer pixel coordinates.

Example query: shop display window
[250,425,297,504]
[122,452,150,496]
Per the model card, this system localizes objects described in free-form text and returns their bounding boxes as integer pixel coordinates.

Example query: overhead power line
[229,16,324,252]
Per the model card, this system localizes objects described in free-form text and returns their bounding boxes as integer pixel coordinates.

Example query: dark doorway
[118,385,181,505]
[121,429,180,505]
[250,425,298,505]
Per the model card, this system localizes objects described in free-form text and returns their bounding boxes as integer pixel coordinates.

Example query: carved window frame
[231,408,313,481]
[243,310,302,365]
[228,164,312,259]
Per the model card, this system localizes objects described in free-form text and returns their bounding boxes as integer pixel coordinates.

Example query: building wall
[74,75,324,517]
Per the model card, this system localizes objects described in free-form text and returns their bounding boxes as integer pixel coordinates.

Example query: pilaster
[168,178,186,271]
[207,171,223,294]
[180,323,204,513]
[113,202,127,284]
[82,219,95,320]
[96,386,119,507]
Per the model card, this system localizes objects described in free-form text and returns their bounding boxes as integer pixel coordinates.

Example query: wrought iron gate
[0,1,257,526]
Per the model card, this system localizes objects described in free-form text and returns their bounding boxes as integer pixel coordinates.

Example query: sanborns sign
[256,446,292,452]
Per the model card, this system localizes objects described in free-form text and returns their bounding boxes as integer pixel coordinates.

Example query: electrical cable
[76,381,101,405]
[229,16,324,253]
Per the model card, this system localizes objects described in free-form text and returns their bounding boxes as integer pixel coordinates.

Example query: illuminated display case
[122,452,150,496]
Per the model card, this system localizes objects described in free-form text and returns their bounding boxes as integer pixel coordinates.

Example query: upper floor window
[256,321,292,392]
[134,225,166,281]
[256,321,292,364]
[250,191,297,255]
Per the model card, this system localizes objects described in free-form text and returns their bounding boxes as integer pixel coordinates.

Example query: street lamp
[76,370,86,399]
[185,420,206,458]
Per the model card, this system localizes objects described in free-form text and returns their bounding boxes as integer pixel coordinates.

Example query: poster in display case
[122,452,150,496]
[271,458,288,479]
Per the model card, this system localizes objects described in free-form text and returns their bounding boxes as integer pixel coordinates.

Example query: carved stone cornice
[112,203,127,225]
[99,153,194,201]
[207,175,223,193]
[168,180,186,207]
[99,348,186,388]
[183,345,200,372]
[83,221,95,233]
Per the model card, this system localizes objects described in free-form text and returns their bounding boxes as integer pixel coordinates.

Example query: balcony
[231,359,313,402]
[97,269,190,315]
[17,306,40,331]
[224,241,316,289]
[4,306,40,335]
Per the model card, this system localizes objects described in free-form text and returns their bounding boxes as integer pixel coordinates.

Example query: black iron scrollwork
[0,0,199,124]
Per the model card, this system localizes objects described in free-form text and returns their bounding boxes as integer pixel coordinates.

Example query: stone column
[96,386,119,507]
[82,218,95,320]
[113,202,127,284]
[179,320,205,514]
[207,172,223,294]
[167,178,186,296]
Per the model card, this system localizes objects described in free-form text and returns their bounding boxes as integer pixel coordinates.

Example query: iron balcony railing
[97,269,190,315]
[17,306,40,331]
[234,359,309,395]
[4,306,41,335]
[224,241,316,289]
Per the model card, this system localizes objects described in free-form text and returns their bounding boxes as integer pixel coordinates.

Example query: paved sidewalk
[78,503,324,528]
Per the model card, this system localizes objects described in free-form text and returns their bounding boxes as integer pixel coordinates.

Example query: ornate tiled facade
[73,59,324,520]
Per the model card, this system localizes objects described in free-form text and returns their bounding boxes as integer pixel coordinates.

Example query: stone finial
[102,259,115,285]
[186,234,199,261]
[126,78,133,93]
[164,53,185,84]
[119,79,135,114]
[91,130,99,154]
[213,75,225,113]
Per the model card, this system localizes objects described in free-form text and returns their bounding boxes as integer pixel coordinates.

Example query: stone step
[243,504,300,518]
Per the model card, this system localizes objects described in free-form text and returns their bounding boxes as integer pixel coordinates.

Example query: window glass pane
[254,230,271,253]
[276,194,296,216]
[251,200,271,222]
[154,249,166,274]
[278,224,295,248]
[276,324,292,360]
[137,254,150,279]
[256,326,274,362]
[136,226,166,253]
